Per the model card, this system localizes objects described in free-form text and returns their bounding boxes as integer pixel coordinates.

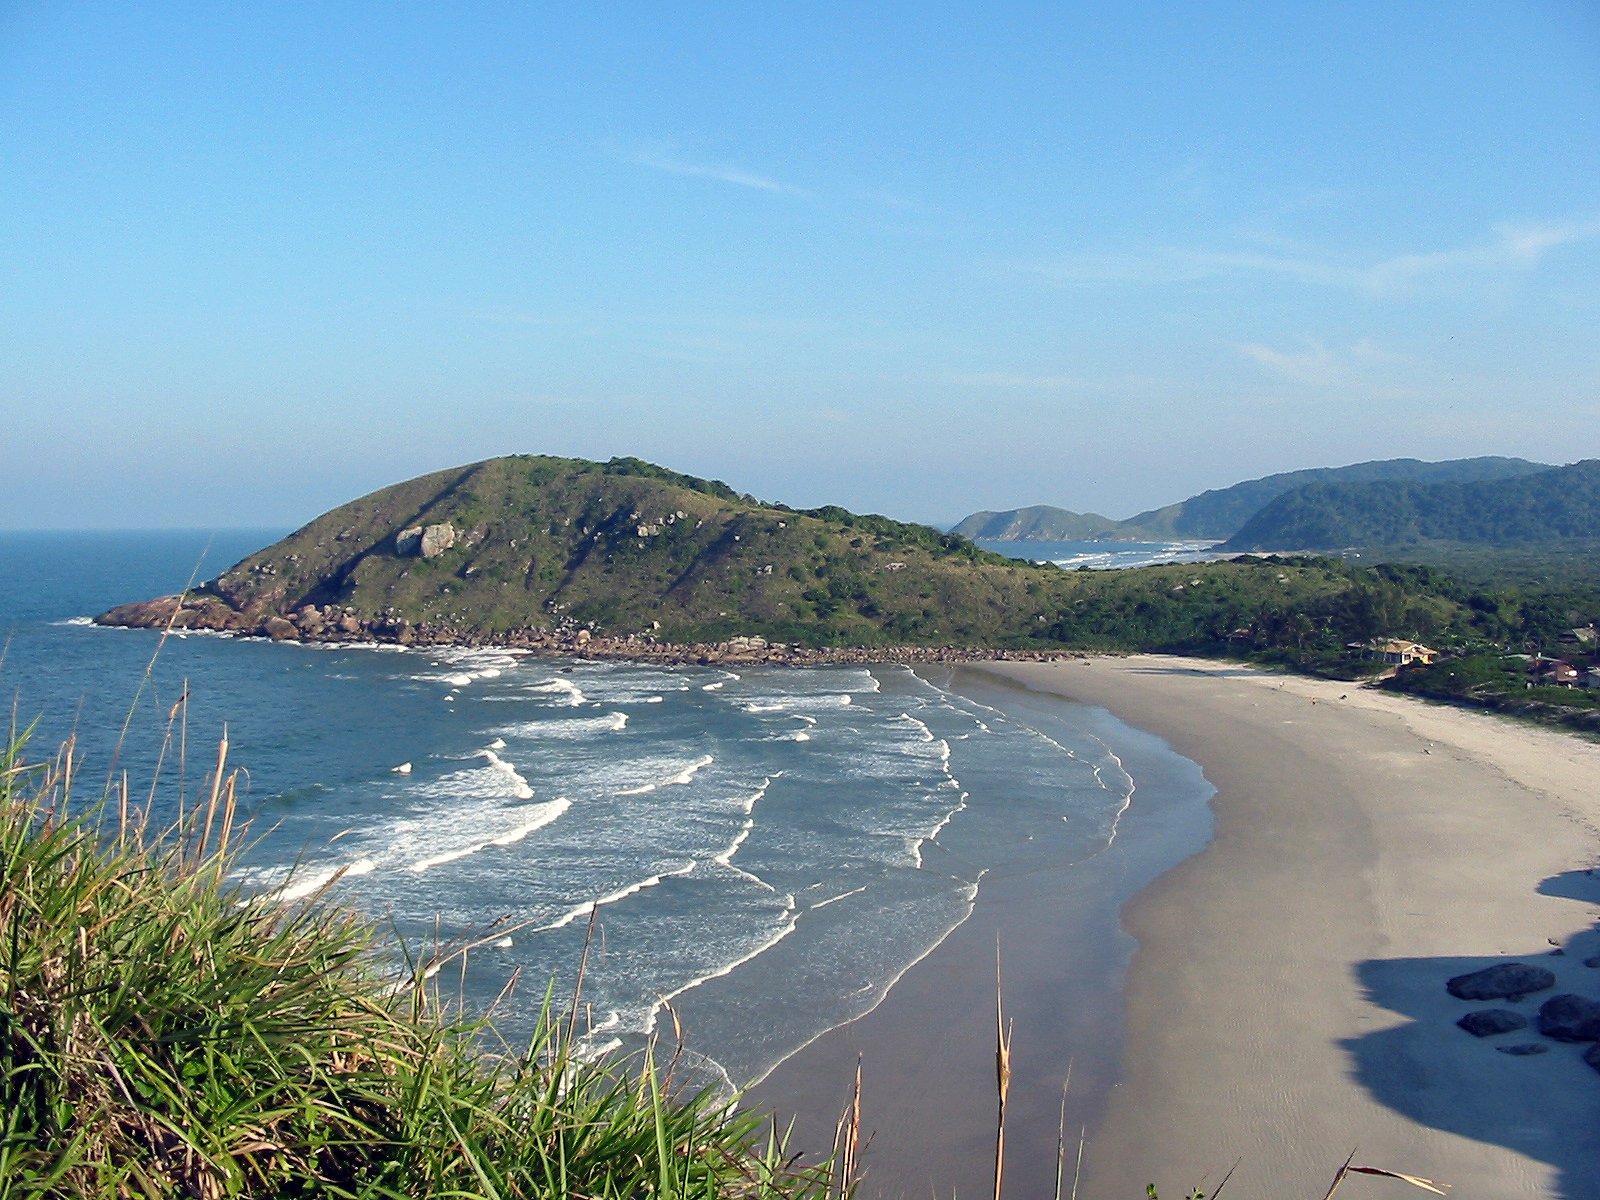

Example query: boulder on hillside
[1457,1009,1529,1037]
[395,522,456,558]
[1537,994,1600,1042]
[420,523,456,558]
[1446,963,1557,1002]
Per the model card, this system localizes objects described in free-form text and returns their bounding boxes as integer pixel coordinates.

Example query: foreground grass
[0,731,839,1199]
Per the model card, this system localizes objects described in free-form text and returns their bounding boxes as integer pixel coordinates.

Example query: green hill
[1223,460,1600,551]
[950,505,1121,541]
[956,456,1551,542]
[103,454,1059,649]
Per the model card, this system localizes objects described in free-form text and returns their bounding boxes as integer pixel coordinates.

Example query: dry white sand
[979,656,1600,1200]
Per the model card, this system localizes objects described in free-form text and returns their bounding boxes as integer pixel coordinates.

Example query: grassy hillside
[194,453,1056,647]
[0,729,839,1198]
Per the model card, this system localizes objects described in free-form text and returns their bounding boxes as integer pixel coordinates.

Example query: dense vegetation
[1225,460,1600,551]
[0,730,840,1199]
[1130,455,1548,540]
[954,456,1549,542]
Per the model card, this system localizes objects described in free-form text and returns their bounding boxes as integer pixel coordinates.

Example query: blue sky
[3,2,1597,529]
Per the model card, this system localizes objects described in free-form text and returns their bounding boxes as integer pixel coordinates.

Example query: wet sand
[752,656,1600,1199]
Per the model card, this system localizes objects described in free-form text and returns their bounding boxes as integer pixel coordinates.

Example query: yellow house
[1361,638,1438,666]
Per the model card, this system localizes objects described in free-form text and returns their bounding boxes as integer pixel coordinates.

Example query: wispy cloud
[1016,214,1600,294]
[1236,339,1339,385]
[1236,336,1431,399]
[630,141,807,196]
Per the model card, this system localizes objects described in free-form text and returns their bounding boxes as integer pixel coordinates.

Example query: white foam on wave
[258,857,377,903]
[711,777,776,889]
[392,762,412,774]
[537,860,698,931]
[701,681,724,691]
[922,789,970,849]
[893,713,936,742]
[615,754,713,796]
[408,796,572,873]
[744,868,986,1088]
[57,616,96,627]
[1090,739,1137,846]
[479,747,536,799]
[809,884,867,911]
[572,1036,624,1063]
[743,702,786,713]
[488,737,506,750]
[529,677,586,706]
[644,898,800,1039]
[789,731,811,742]
[504,711,630,740]
[645,696,663,703]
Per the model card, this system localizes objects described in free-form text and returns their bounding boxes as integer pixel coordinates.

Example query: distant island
[953,455,1553,544]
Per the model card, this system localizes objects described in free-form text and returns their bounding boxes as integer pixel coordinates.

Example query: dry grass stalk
[1323,1150,1449,1197]
[994,945,1013,1200]
[828,1056,863,1198]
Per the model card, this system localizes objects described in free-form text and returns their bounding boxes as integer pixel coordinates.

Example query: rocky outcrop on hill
[397,522,457,559]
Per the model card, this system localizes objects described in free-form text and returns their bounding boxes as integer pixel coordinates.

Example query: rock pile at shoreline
[93,593,1078,667]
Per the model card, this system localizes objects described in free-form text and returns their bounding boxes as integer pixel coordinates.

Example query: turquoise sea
[0,529,1209,1099]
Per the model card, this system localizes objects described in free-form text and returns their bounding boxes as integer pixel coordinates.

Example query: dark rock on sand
[1497,1043,1551,1056]
[1457,1009,1529,1037]
[1585,1043,1600,1073]
[1446,962,1556,1002]
[1536,994,1600,1042]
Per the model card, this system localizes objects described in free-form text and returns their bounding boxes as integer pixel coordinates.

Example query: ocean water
[977,537,1227,570]
[0,530,1202,1094]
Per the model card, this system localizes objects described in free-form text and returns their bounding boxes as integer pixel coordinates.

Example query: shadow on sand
[1343,870,1600,1200]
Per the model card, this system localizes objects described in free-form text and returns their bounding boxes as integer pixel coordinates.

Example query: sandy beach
[752,656,1600,1199]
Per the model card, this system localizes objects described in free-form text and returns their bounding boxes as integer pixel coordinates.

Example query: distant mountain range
[1222,459,1600,550]
[953,457,1557,545]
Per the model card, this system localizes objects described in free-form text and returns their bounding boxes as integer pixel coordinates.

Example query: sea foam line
[408,797,573,873]
[537,861,698,932]
[615,754,714,797]
[745,869,985,1089]
[644,899,800,1039]
[711,778,776,890]
[257,857,377,904]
